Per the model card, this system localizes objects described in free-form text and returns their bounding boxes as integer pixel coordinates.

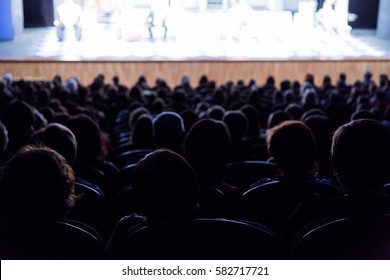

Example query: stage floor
[1,22,390,61]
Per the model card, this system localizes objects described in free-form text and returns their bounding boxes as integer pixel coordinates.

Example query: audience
[287,119,390,243]
[238,120,342,232]
[0,70,389,259]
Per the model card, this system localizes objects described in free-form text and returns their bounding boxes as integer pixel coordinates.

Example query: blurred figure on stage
[146,2,169,41]
[315,0,351,36]
[226,0,253,41]
[54,0,83,41]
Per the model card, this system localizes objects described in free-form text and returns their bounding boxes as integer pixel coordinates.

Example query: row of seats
[2,214,390,260]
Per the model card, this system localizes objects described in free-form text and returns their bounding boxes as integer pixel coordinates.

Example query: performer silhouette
[55,0,82,41]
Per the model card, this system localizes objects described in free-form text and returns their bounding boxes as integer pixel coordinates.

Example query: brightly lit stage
[1,9,390,87]
[35,9,388,60]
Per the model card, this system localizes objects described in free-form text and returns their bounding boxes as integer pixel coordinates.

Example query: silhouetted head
[52,112,71,125]
[285,103,304,120]
[207,105,226,121]
[185,119,231,185]
[180,109,199,133]
[132,149,199,221]
[303,115,333,151]
[2,100,35,135]
[267,110,293,129]
[29,123,77,166]
[153,112,185,154]
[66,114,102,166]
[223,110,248,142]
[332,119,390,192]
[351,109,376,121]
[301,108,326,122]
[194,101,210,116]
[1,100,36,160]
[151,98,166,115]
[131,114,153,147]
[241,104,261,137]
[128,106,151,129]
[280,79,291,92]
[305,73,315,85]
[0,145,76,219]
[302,88,319,109]
[198,75,208,85]
[364,71,373,81]
[267,120,317,177]
[39,107,55,123]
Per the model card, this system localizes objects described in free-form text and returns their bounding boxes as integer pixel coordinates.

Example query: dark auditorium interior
[0,0,390,260]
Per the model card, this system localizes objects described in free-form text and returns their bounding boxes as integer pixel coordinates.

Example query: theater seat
[240,179,342,232]
[68,180,109,239]
[292,215,390,259]
[108,218,281,260]
[113,149,153,169]
[224,160,277,190]
[0,217,107,260]
[117,163,137,189]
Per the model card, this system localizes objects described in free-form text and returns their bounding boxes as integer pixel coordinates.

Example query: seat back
[109,218,281,260]
[0,218,107,259]
[242,179,342,203]
[240,180,343,231]
[113,149,153,169]
[112,185,137,221]
[69,180,108,238]
[117,163,137,189]
[76,166,108,194]
[292,215,390,259]
[225,160,277,190]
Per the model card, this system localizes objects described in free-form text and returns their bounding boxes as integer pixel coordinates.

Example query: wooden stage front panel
[1,59,389,86]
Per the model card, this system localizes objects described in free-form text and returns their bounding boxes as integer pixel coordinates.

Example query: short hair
[351,109,376,121]
[241,104,261,136]
[301,108,326,122]
[0,145,76,218]
[180,109,199,133]
[128,107,151,129]
[153,112,185,153]
[29,123,77,166]
[331,119,390,191]
[2,100,35,132]
[131,114,153,146]
[223,110,248,141]
[285,103,304,120]
[132,149,199,220]
[267,110,292,129]
[207,105,226,121]
[66,114,102,165]
[267,120,316,176]
[185,119,231,183]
